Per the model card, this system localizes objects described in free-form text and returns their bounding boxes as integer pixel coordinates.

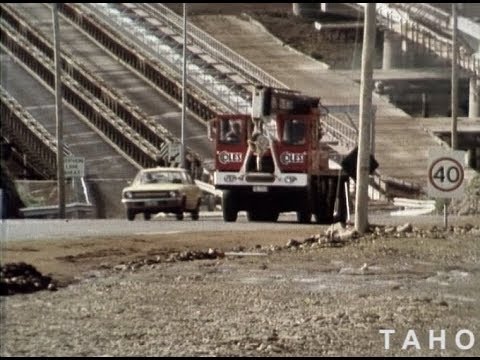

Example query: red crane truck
[208,86,349,223]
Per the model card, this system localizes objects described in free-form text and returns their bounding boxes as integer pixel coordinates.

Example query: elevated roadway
[0,50,138,218]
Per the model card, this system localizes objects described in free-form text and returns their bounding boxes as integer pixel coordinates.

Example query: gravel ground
[1,222,479,356]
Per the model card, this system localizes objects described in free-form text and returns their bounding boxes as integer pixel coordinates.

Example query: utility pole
[451,3,458,150]
[53,3,65,218]
[180,3,187,168]
[355,3,376,234]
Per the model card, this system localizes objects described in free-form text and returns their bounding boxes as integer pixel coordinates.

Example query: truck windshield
[283,118,306,145]
[220,118,243,144]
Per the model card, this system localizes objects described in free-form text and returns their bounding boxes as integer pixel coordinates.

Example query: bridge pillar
[382,31,402,69]
[469,76,480,119]
[401,39,416,68]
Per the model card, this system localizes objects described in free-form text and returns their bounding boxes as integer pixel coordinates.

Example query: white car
[121,167,202,221]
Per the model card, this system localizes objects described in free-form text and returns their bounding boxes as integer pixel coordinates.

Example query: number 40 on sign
[427,149,466,199]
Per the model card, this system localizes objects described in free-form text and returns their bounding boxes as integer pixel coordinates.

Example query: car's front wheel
[144,212,151,221]
[127,209,136,221]
[191,199,201,221]
[175,212,184,221]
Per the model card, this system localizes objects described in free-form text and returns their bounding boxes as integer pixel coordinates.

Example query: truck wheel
[269,211,280,222]
[247,210,260,222]
[314,209,332,224]
[127,209,135,221]
[144,212,151,221]
[176,212,184,221]
[222,190,238,222]
[191,200,200,221]
[296,210,311,224]
[314,178,333,224]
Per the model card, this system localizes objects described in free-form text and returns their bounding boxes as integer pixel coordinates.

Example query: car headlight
[169,191,179,197]
[124,191,132,199]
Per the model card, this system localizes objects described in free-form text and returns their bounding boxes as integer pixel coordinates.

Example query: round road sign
[427,155,464,197]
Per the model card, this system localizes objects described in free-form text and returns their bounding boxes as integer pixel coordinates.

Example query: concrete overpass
[294,3,480,118]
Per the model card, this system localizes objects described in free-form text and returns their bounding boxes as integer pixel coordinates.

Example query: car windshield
[138,171,186,185]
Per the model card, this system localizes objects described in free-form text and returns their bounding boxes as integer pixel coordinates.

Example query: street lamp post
[451,3,458,150]
[53,3,65,218]
[181,3,187,168]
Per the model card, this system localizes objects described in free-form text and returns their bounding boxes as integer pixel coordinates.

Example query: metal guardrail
[194,179,223,198]
[0,86,70,179]
[3,87,95,214]
[84,3,250,114]
[58,3,218,163]
[390,197,436,216]
[0,16,158,169]
[322,113,358,150]
[391,3,451,32]
[1,4,177,163]
[149,3,289,90]
[19,202,95,219]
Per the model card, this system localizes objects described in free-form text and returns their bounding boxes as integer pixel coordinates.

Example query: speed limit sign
[427,149,466,198]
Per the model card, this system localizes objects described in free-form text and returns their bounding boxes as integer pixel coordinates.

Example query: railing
[2,87,95,216]
[1,4,176,163]
[0,11,159,168]
[0,86,68,179]
[17,178,95,219]
[148,3,289,90]
[391,3,451,32]
[83,3,251,114]
[371,3,480,76]
[322,113,358,150]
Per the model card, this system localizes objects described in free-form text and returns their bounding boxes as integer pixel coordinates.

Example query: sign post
[427,149,465,229]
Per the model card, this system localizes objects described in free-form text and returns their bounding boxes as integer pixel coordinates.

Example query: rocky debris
[281,222,480,255]
[336,229,359,242]
[168,248,225,262]
[369,223,480,240]
[108,223,479,275]
[325,222,345,239]
[0,262,57,296]
[113,249,227,273]
[286,239,301,248]
[396,223,413,233]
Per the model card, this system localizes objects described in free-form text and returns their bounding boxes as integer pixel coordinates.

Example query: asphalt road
[1,213,309,242]
[2,212,475,242]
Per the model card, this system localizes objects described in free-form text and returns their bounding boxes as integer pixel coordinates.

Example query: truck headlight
[124,191,133,199]
[284,176,297,184]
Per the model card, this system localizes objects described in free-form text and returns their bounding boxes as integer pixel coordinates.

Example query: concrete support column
[401,39,416,68]
[382,31,402,69]
[469,76,480,118]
